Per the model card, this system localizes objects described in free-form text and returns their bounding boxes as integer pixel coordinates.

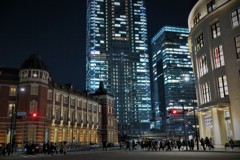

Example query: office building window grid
[201,82,211,104]
[213,45,225,68]
[196,33,204,51]
[199,55,208,77]
[211,21,221,39]
[235,35,240,59]
[231,8,240,27]
[217,75,229,98]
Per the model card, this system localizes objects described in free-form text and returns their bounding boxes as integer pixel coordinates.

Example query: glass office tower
[86,0,151,136]
[151,26,197,136]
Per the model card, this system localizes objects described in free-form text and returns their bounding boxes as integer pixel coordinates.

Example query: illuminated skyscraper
[151,26,197,135]
[86,0,151,135]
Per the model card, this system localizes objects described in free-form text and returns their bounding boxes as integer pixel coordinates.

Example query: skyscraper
[86,0,151,135]
[151,26,197,135]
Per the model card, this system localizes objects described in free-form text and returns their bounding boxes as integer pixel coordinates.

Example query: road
[4,149,240,160]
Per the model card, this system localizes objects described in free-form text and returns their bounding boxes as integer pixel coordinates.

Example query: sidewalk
[2,146,240,159]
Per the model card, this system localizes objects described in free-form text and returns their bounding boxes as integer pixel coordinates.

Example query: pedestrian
[1,143,6,157]
[190,139,194,150]
[6,143,11,156]
[59,142,63,154]
[209,138,214,150]
[43,142,46,154]
[229,138,234,150]
[200,138,205,150]
[102,141,107,151]
[46,141,50,154]
[205,137,210,150]
[125,140,130,151]
[63,141,67,155]
[166,140,171,151]
[159,140,164,151]
[177,139,181,151]
[50,142,54,155]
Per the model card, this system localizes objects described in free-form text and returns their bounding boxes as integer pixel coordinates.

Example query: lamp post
[184,75,199,150]
[181,102,188,150]
[193,101,199,150]
[9,105,15,154]
[10,86,25,153]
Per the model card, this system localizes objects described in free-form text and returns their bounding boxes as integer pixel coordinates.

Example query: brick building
[0,54,118,149]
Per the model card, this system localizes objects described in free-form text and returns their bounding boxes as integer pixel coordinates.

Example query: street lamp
[184,75,199,150]
[181,102,188,150]
[10,86,25,153]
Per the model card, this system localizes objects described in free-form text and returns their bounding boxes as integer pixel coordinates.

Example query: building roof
[95,81,108,95]
[21,54,48,71]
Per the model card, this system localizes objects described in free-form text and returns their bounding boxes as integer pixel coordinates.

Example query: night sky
[0,0,198,90]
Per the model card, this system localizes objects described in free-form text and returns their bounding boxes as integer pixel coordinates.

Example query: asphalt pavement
[1,146,240,160]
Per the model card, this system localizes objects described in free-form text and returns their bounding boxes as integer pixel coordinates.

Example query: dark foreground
[3,149,240,160]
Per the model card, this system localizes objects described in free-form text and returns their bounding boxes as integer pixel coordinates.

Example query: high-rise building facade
[151,26,197,136]
[86,0,151,135]
[188,0,240,147]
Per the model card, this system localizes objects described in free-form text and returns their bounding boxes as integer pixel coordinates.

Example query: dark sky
[0,0,198,90]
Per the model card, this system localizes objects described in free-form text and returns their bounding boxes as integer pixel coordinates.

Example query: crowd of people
[24,141,68,155]
[200,137,215,150]
[119,137,216,152]
[0,143,11,157]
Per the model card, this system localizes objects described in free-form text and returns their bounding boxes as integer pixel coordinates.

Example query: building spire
[95,81,107,94]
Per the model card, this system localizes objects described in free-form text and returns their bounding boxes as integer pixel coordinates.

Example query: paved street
[2,149,240,160]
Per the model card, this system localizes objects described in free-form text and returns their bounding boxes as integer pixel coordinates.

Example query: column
[211,108,222,148]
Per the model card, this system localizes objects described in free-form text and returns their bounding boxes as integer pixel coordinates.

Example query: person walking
[63,141,67,155]
[125,140,131,151]
[176,139,181,151]
[229,138,234,150]
[209,138,215,150]
[200,138,205,150]
[190,139,194,150]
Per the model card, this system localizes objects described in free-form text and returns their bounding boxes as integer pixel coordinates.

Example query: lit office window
[231,8,240,27]
[207,0,216,13]
[217,75,228,98]
[199,55,208,77]
[201,82,211,104]
[211,21,221,39]
[196,33,204,51]
[235,36,240,59]
[214,45,225,68]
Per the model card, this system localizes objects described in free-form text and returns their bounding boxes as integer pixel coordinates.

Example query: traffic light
[168,109,178,114]
[32,113,37,117]
[28,112,38,118]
